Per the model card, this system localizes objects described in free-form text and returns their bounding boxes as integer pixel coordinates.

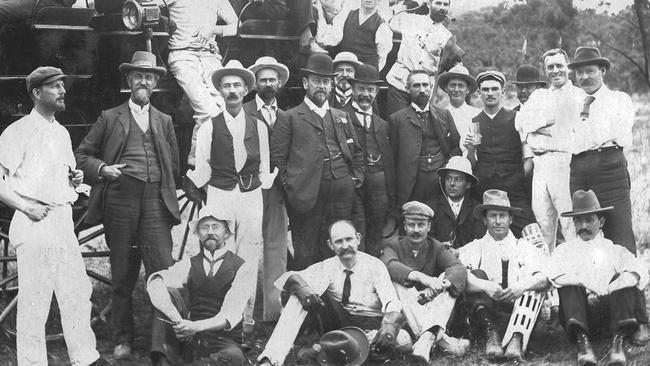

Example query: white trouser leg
[394,283,456,337]
[546,153,575,245]
[257,296,308,366]
[262,183,289,321]
[168,50,224,165]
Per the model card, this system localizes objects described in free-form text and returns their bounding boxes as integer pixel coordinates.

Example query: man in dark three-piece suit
[271,54,365,270]
[389,70,461,211]
[343,63,395,256]
[75,51,180,359]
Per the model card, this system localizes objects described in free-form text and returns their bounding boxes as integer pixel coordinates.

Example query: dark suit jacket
[242,98,288,133]
[75,101,181,226]
[380,237,467,296]
[431,193,486,248]
[388,105,461,207]
[343,103,396,207]
[271,101,365,213]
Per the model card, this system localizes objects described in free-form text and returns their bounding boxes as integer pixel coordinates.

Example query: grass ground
[0,96,649,365]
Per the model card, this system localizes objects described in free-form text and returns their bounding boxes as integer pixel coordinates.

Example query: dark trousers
[317,292,382,333]
[557,284,648,342]
[386,85,411,117]
[464,269,514,319]
[104,174,175,345]
[151,288,246,366]
[287,174,355,270]
[570,147,636,253]
[353,170,389,257]
[408,155,445,210]
[473,163,535,237]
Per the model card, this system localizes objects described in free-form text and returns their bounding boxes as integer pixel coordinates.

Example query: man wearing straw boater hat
[0,66,108,366]
[431,156,485,250]
[243,56,291,323]
[75,50,180,359]
[459,189,549,361]
[516,49,582,252]
[147,208,252,366]
[271,53,365,270]
[567,47,637,256]
[343,63,395,256]
[185,59,275,336]
[438,63,480,156]
[548,190,649,365]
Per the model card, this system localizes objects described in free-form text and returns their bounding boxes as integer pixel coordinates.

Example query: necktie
[355,108,372,129]
[501,260,509,289]
[263,105,277,126]
[580,95,596,121]
[205,253,226,278]
[342,269,353,305]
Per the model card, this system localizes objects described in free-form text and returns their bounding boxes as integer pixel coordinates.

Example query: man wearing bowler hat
[459,190,549,361]
[76,51,181,359]
[567,47,637,256]
[511,64,547,111]
[381,201,469,362]
[243,56,291,323]
[516,49,583,252]
[0,67,107,366]
[548,189,649,365]
[431,156,485,250]
[344,63,395,256]
[185,59,274,334]
[438,63,480,156]
[468,70,535,237]
[271,54,365,270]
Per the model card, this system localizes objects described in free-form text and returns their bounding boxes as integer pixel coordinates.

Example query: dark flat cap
[402,201,434,219]
[26,66,67,93]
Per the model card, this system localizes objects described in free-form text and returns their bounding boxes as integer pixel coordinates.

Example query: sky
[451,0,635,15]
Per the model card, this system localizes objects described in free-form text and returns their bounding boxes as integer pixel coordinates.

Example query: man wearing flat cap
[381,201,469,362]
[548,190,649,365]
[568,47,637,257]
[271,54,365,270]
[431,156,485,249]
[516,49,582,252]
[185,59,274,334]
[76,51,180,359]
[243,56,290,323]
[459,189,549,361]
[147,209,253,366]
[438,63,480,156]
[344,63,396,256]
[468,70,534,237]
[0,67,106,365]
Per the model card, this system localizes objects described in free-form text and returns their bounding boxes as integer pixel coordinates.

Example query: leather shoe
[90,358,112,366]
[631,323,650,345]
[576,333,596,366]
[113,343,132,360]
[485,326,503,360]
[504,333,523,361]
[607,334,626,365]
[436,333,470,356]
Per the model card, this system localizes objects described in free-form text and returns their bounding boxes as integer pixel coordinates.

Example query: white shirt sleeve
[372,260,403,313]
[216,260,255,330]
[218,0,238,37]
[317,4,350,46]
[186,121,213,188]
[376,22,393,71]
[274,261,332,296]
[0,123,24,176]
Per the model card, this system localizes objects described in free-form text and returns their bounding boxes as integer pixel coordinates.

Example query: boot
[607,333,626,366]
[631,323,650,346]
[576,333,597,366]
[436,333,470,356]
[476,309,503,360]
[504,333,523,361]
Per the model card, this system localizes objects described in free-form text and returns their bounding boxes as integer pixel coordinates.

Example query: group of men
[0,1,649,366]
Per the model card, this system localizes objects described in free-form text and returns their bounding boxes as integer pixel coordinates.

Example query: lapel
[438,196,455,222]
[457,195,473,224]
[413,239,431,270]
[149,105,161,139]
[406,106,422,129]
[429,105,448,140]
[118,102,131,137]
[297,101,324,131]
[330,109,350,151]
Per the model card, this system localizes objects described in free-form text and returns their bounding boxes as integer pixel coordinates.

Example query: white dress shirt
[568,84,635,154]
[352,101,373,128]
[304,96,330,118]
[446,102,481,155]
[128,99,150,133]
[275,251,402,317]
[447,196,463,218]
[255,94,278,127]
[458,230,547,289]
[547,232,648,290]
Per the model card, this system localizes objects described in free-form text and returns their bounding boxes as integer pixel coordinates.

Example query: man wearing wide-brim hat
[438,63,480,156]
[510,64,547,111]
[270,53,365,270]
[243,56,291,323]
[431,156,486,249]
[147,207,253,366]
[343,63,396,256]
[515,48,583,252]
[567,46,637,257]
[328,51,362,109]
[75,50,180,359]
[548,189,649,365]
[459,189,549,361]
[186,59,276,336]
